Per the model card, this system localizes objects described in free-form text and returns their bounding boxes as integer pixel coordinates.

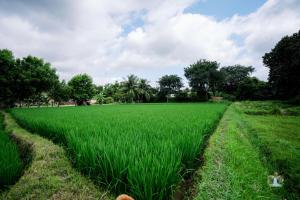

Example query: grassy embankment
[240,101,300,199]
[0,113,22,189]
[0,112,113,200]
[194,101,300,199]
[9,103,227,200]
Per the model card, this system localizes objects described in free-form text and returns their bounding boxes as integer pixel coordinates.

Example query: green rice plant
[10,103,227,199]
[0,114,22,188]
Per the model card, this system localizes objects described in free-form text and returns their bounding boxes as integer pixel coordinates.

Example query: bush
[221,93,236,101]
[288,95,300,105]
[103,97,114,104]
[269,106,282,115]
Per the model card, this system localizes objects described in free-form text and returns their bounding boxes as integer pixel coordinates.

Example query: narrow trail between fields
[193,103,277,200]
[0,112,114,200]
[172,105,230,200]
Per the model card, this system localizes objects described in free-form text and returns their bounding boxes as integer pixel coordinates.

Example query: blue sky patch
[122,10,146,36]
[184,0,267,19]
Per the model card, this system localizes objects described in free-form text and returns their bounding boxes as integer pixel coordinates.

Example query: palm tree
[138,79,152,102]
[122,74,139,103]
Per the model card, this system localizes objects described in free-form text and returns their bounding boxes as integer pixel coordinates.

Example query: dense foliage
[263,30,300,100]
[158,75,183,101]
[1,30,299,107]
[68,74,94,105]
[48,80,70,106]
[0,114,22,188]
[10,103,227,200]
[0,50,59,108]
[184,60,222,100]
[0,50,16,107]
[219,65,254,95]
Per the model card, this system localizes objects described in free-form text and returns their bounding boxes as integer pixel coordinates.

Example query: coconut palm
[122,74,139,103]
[138,79,152,102]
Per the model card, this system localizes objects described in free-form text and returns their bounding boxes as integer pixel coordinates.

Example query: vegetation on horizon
[1,30,299,108]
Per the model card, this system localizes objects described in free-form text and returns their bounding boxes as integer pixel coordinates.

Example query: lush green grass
[240,100,300,116]
[238,101,300,199]
[194,103,275,199]
[1,112,113,200]
[195,102,300,199]
[10,103,227,200]
[0,113,22,188]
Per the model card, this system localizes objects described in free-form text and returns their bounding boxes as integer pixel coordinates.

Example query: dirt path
[172,106,230,200]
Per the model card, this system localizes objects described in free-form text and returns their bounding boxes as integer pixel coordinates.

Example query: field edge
[193,103,277,199]
[0,112,114,200]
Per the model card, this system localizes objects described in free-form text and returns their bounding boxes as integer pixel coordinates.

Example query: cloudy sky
[0,0,300,86]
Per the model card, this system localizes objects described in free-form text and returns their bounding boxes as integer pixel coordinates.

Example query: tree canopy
[263,30,300,99]
[184,59,221,100]
[158,75,183,99]
[220,65,254,95]
[3,33,299,107]
[68,74,94,105]
[138,79,152,102]
[0,50,59,107]
[0,49,16,107]
[49,80,70,106]
[122,74,140,103]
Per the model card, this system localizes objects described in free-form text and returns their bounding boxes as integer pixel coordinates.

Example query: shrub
[103,97,114,104]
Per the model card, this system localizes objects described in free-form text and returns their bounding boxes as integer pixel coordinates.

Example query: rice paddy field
[9,103,227,200]
[0,113,22,189]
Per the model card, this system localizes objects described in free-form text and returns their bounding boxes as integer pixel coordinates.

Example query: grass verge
[237,101,300,199]
[194,103,277,199]
[0,112,114,200]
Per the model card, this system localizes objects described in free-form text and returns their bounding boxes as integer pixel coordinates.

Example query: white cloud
[0,0,299,85]
[227,0,300,79]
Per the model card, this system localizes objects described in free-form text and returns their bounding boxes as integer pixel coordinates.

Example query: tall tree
[184,59,220,100]
[263,30,300,99]
[103,82,118,97]
[158,75,183,101]
[16,56,59,105]
[122,74,139,103]
[138,79,152,102]
[49,80,70,106]
[236,77,270,100]
[0,49,16,107]
[220,65,254,95]
[0,51,59,107]
[102,82,125,102]
[68,74,94,105]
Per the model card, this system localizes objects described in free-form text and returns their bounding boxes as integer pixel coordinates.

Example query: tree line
[1,30,299,107]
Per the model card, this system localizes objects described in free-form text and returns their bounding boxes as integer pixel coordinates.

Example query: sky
[0,0,300,86]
